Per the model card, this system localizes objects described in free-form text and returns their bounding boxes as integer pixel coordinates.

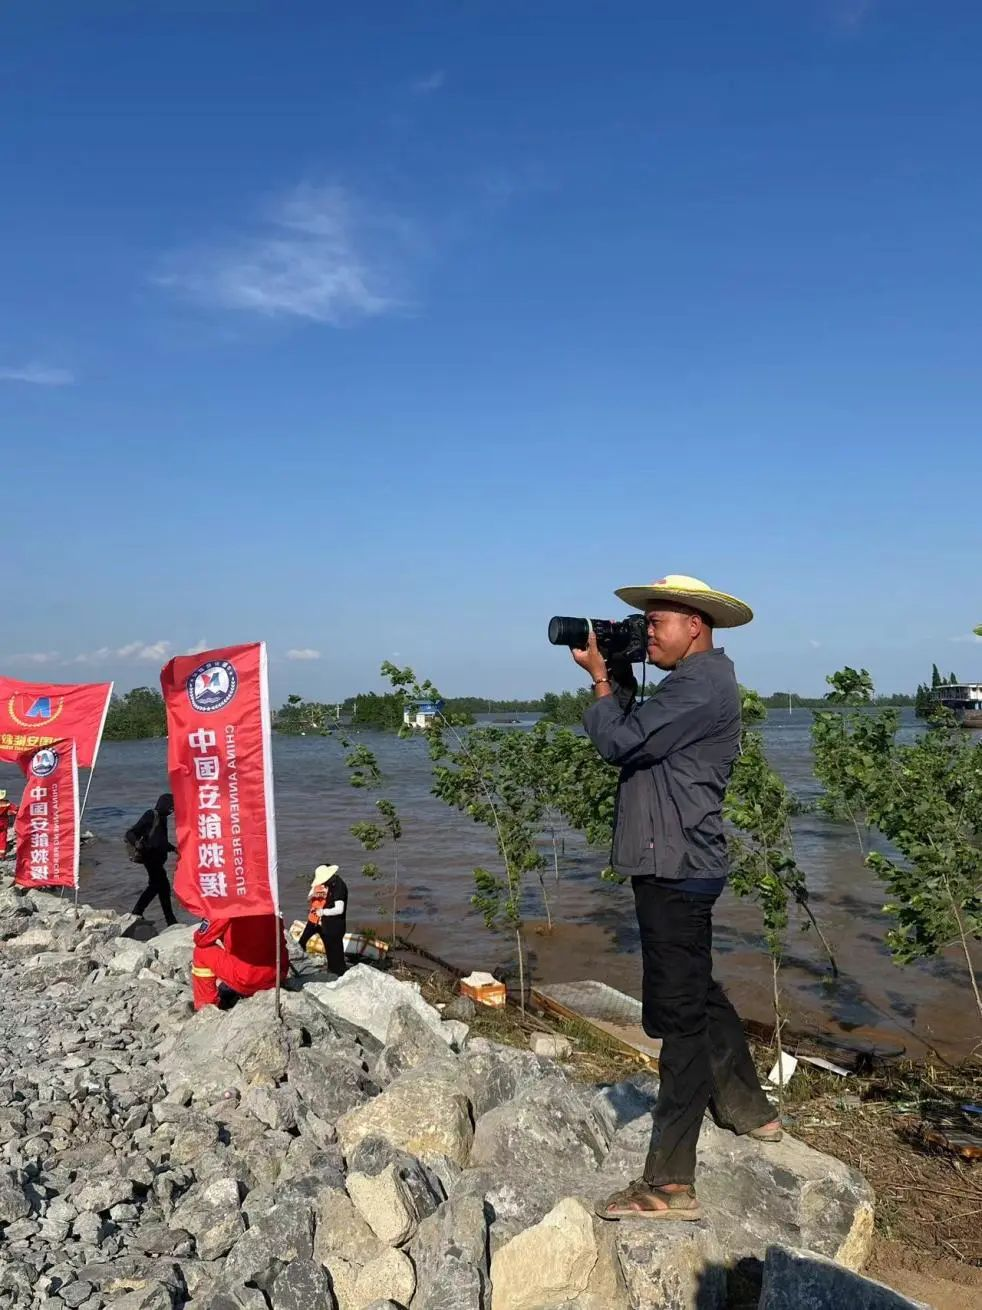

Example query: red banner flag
[0,676,112,767]
[160,642,279,920]
[14,739,80,890]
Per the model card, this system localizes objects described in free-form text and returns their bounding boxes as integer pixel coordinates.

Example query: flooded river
[2,710,977,1063]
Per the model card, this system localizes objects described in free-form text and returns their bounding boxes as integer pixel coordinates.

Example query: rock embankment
[0,881,920,1310]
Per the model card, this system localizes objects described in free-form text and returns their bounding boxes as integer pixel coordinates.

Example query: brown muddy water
[2,710,978,1064]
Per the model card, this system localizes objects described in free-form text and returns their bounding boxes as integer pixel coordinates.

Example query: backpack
[125,810,160,864]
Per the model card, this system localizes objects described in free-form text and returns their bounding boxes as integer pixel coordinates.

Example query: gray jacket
[583,648,741,880]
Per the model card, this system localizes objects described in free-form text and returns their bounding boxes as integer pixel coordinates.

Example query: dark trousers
[298,920,347,975]
[133,859,177,926]
[634,878,773,1186]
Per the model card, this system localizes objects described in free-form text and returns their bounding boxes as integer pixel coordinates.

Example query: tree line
[99,661,965,741]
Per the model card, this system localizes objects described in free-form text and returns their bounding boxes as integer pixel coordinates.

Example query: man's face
[645,605,702,670]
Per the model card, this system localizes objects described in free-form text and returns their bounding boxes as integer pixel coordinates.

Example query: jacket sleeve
[194,917,230,948]
[125,810,153,845]
[583,671,716,767]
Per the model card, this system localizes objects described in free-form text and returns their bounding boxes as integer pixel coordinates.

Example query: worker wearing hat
[573,575,779,1222]
[0,790,14,859]
[297,864,348,976]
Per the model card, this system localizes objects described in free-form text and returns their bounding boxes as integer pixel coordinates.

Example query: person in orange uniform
[0,791,16,859]
[191,912,289,1010]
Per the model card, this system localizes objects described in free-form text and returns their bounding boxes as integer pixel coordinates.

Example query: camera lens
[548,617,590,648]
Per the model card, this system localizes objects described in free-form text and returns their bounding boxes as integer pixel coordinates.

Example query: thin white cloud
[286,648,321,661]
[411,70,445,95]
[187,638,211,654]
[8,651,61,665]
[0,364,75,387]
[71,648,111,665]
[136,640,171,661]
[157,183,404,325]
[950,633,982,644]
[74,640,172,664]
[808,639,822,649]
[834,0,875,30]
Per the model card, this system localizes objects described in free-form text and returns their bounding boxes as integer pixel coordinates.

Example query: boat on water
[930,682,982,728]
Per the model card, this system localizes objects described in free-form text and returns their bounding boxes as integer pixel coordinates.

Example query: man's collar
[668,647,724,671]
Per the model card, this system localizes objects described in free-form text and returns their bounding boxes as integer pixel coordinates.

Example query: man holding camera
[574,574,778,1222]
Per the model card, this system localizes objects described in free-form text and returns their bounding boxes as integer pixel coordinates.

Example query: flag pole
[257,643,281,1023]
[79,770,95,826]
[72,743,81,920]
[79,683,113,824]
[274,918,282,1020]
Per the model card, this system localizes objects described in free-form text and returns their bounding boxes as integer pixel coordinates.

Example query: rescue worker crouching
[191,912,289,1011]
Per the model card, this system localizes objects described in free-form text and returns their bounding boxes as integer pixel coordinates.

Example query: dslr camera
[548,614,646,664]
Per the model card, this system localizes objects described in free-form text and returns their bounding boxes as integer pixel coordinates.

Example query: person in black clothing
[297,864,348,975]
[126,793,178,927]
[575,575,777,1223]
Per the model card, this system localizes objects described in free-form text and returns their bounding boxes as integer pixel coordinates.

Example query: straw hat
[614,574,753,628]
[311,864,339,888]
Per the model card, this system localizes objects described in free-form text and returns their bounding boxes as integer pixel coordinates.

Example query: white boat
[930,683,982,728]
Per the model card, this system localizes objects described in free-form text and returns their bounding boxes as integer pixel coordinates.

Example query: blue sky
[3,0,981,701]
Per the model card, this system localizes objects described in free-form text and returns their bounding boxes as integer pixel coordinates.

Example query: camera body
[548,614,646,664]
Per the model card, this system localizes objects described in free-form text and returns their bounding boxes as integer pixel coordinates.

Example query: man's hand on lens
[571,631,608,683]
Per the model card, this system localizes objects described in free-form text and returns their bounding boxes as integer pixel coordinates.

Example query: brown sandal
[595,1180,703,1222]
[747,1120,783,1143]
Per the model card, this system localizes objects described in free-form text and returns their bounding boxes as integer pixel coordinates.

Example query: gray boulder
[170,1112,221,1165]
[170,1175,244,1260]
[528,1033,572,1060]
[270,1258,337,1310]
[223,1198,314,1290]
[411,1193,489,1310]
[110,1285,176,1310]
[74,1170,137,1215]
[204,1289,269,1310]
[4,926,63,955]
[286,1046,379,1122]
[108,940,152,975]
[443,994,477,1022]
[593,1077,876,1274]
[759,1245,930,1309]
[243,1084,299,1132]
[75,1259,184,1301]
[149,924,198,974]
[590,1073,661,1147]
[375,1003,457,1083]
[279,987,378,1051]
[337,1059,473,1166]
[694,1122,875,1271]
[0,1170,31,1223]
[23,951,93,987]
[345,1137,446,1227]
[470,1075,607,1178]
[458,1039,549,1119]
[303,964,455,1047]
[614,1222,727,1310]
[157,991,293,1095]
